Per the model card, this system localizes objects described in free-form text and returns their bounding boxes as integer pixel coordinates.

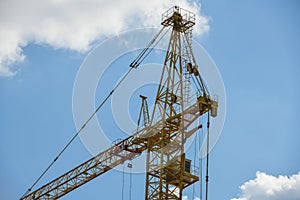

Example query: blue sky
[1,0,300,200]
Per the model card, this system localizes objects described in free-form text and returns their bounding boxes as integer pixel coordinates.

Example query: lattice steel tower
[144,6,216,200]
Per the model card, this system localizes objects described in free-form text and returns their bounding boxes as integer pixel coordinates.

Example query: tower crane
[21,6,218,200]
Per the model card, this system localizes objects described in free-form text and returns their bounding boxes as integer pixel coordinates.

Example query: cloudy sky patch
[232,171,300,200]
[0,0,209,77]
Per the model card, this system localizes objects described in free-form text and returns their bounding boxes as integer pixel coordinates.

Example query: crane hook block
[211,99,218,117]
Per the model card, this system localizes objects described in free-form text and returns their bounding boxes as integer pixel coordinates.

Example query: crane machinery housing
[21,6,218,200]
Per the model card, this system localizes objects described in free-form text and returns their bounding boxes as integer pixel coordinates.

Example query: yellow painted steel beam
[21,99,207,200]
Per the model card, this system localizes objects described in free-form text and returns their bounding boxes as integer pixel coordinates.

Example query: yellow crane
[21,6,218,200]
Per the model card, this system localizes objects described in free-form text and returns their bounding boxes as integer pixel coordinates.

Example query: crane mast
[21,6,218,200]
[145,6,211,199]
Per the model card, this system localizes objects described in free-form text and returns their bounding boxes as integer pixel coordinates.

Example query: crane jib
[20,99,212,200]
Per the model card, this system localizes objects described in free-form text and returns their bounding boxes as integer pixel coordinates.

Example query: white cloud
[231,171,300,200]
[183,196,201,200]
[0,0,209,77]
[172,186,201,199]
